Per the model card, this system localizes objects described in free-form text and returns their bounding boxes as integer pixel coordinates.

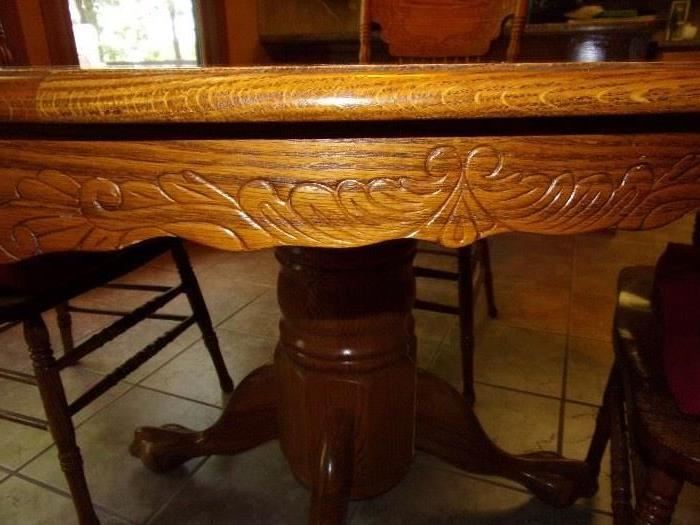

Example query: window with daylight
[68,0,200,67]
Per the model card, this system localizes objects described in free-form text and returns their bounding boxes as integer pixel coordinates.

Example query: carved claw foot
[515,451,597,507]
[130,365,279,474]
[130,424,198,473]
[416,369,596,508]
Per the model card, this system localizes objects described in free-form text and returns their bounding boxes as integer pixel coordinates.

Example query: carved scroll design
[425,145,700,242]
[1,145,700,260]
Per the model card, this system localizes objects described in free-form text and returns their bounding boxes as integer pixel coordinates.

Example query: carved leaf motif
[1,145,700,260]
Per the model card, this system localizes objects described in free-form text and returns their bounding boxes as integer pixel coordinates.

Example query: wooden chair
[0,238,233,525]
[0,15,14,66]
[358,0,527,403]
[585,263,700,524]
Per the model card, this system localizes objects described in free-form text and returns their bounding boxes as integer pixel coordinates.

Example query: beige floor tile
[0,421,52,471]
[201,249,280,287]
[185,241,241,271]
[0,366,131,425]
[0,367,130,470]
[676,483,700,525]
[568,292,616,342]
[0,311,113,374]
[573,234,663,298]
[413,309,456,345]
[21,387,220,523]
[566,337,614,406]
[351,460,557,524]
[561,403,611,514]
[149,441,310,525]
[435,320,565,397]
[186,273,272,325]
[415,277,459,308]
[487,280,570,334]
[78,320,201,383]
[0,467,10,482]
[221,289,280,339]
[414,250,458,273]
[0,476,130,525]
[490,233,575,288]
[474,384,560,456]
[416,337,442,369]
[141,329,276,407]
[0,323,34,373]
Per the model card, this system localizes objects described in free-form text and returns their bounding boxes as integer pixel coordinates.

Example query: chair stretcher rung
[413,299,460,315]
[68,315,196,416]
[55,284,184,369]
[414,267,459,281]
[0,408,48,430]
[0,368,37,385]
[101,283,173,292]
[67,305,187,321]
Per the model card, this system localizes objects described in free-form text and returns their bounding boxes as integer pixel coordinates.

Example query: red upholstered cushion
[653,243,700,416]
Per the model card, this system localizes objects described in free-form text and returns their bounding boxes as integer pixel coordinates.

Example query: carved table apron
[1,63,699,524]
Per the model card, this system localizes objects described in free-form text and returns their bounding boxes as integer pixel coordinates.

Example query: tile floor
[1,217,700,524]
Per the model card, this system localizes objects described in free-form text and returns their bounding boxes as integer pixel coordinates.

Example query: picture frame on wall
[668,0,692,41]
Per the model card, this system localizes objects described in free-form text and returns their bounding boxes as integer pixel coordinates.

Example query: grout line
[12,380,139,474]
[10,470,137,524]
[129,383,228,410]
[564,397,602,409]
[142,455,212,525]
[473,380,564,403]
[557,234,579,456]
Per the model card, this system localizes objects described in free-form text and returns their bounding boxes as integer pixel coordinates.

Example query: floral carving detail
[1,145,700,260]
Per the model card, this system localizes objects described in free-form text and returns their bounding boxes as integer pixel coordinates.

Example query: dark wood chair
[358,0,527,403]
[0,237,233,525]
[585,263,700,524]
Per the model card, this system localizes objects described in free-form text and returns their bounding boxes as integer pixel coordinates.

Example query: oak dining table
[0,62,699,524]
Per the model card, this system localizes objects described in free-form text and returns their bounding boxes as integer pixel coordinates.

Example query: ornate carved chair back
[359,0,528,64]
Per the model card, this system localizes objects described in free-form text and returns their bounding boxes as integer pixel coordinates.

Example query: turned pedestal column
[276,240,417,521]
[131,240,596,525]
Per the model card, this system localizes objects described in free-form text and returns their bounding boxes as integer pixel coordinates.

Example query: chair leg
[584,365,615,481]
[55,303,75,355]
[170,241,234,393]
[457,245,476,405]
[634,467,682,525]
[608,363,634,525]
[477,239,498,319]
[24,316,99,525]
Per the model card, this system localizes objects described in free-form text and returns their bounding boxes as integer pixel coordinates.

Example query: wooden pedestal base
[131,241,597,524]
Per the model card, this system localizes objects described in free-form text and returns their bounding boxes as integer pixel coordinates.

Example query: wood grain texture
[0,134,699,260]
[1,63,700,123]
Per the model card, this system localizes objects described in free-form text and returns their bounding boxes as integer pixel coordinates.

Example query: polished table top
[0,62,699,261]
[1,63,699,525]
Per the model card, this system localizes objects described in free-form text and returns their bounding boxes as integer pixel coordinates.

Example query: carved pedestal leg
[310,411,354,525]
[275,241,417,524]
[130,365,278,472]
[416,370,597,507]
